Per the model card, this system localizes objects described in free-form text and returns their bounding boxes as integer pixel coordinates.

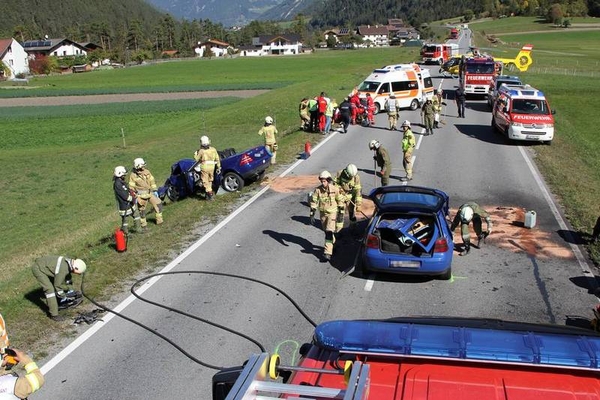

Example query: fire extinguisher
[304,141,311,159]
[115,227,127,252]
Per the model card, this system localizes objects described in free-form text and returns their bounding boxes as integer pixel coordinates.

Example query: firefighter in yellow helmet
[194,135,221,201]
[259,116,278,165]
[128,158,163,226]
[335,164,362,229]
[31,256,86,321]
[0,348,45,399]
[310,171,345,261]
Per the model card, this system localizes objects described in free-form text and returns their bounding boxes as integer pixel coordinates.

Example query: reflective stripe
[202,161,217,165]
[25,373,41,392]
[45,292,56,299]
[54,256,64,275]
[24,362,38,374]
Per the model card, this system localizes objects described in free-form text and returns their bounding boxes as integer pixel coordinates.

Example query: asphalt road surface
[37,66,599,399]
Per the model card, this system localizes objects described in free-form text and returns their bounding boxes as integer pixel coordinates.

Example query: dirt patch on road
[0,89,269,107]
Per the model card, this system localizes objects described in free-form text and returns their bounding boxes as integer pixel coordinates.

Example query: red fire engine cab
[459,56,498,96]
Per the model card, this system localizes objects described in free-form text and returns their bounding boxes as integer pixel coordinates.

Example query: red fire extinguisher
[115,227,127,252]
[304,141,311,159]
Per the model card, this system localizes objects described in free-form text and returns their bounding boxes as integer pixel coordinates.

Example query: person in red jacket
[366,93,375,125]
[317,92,328,133]
[350,93,361,125]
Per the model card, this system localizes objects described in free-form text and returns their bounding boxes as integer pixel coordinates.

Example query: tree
[547,3,563,24]
[127,20,144,51]
[326,35,337,48]
[464,9,475,22]
[562,19,571,27]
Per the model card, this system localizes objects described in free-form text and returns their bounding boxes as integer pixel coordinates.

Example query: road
[37,58,599,399]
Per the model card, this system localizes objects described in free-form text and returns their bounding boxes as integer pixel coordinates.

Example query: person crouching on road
[450,203,493,256]
[0,348,45,399]
[113,166,142,235]
[194,135,221,201]
[259,116,278,164]
[129,158,163,226]
[31,256,86,321]
[384,93,400,130]
[369,140,391,186]
[335,164,362,229]
[310,171,345,261]
[400,120,416,181]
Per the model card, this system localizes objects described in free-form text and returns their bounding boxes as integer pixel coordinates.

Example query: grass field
[468,16,600,34]
[1,33,599,353]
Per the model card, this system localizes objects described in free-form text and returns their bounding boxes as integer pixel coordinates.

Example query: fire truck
[459,56,498,96]
[214,318,600,399]
[420,43,458,65]
[449,28,459,39]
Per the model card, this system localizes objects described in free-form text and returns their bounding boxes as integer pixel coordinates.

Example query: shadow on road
[558,229,593,245]
[262,228,323,259]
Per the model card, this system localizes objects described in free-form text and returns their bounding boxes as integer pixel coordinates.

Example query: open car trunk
[374,212,440,256]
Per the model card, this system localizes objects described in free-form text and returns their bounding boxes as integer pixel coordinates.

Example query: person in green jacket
[31,256,86,321]
[369,140,391,186]
[450,203,493,256]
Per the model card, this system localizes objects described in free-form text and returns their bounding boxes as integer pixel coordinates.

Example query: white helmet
[460,206,474,223]
[401,120,411,128]
[133,158,145,169]
[265,116,273,124]
[368,140,380,150]
[345,164,358,177]
[319,170,332,181]
[200,135,210,147]
[72,259,87,274]
[389,92,396,98]
[114,166,127,178]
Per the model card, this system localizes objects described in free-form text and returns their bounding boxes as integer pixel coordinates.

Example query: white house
[22,38,87,59]
[237,45,263,57]
[0,38,30,77]
[254,35,302,55]
[356,25,390,47]
[194,39,231,58]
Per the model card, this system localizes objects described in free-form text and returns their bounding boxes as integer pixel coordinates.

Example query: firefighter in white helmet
[369,140,392,186]
[310,171,345,261]
[401,120,416,181]
[258,116,278,165]
[335,164,362,227]
[0,348,44,399]
[129,158,164,226]
[31,256,86,321]
[194,135,221,200]
[113,166,142,235]
[450,202,493,256]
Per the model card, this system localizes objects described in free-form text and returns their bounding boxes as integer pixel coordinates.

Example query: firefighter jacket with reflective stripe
[113,177,134,212]
[385,99,400,114]
[33,256,72,295]
[0,313,8,351]
[335,171,362,206]
[258,125,278,145]
[310,184,345,215]
[128,168,157,199]
[402,129,416,152]
[194,147,221,171]
[0,353,44,399]
[374,146,391,170]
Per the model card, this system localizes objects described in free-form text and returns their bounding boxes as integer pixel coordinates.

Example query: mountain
[145,0,299,26]
[256,0,316,21]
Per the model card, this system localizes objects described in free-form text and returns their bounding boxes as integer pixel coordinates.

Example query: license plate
[525,135,540,140]
[390,260,420,268]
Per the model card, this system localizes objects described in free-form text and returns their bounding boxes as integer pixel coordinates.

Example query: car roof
[369,185,448,213]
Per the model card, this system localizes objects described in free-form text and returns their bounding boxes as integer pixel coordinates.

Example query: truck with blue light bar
[213,318,600,399]
[492,84,556,145]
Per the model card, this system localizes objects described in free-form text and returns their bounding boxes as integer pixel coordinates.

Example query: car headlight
[511,122,523,127]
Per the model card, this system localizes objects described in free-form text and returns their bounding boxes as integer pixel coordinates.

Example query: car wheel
[544,140,552,146]
[410,99,419,111]
[166,184,179,202]
[374,103,381,115]
[222,172,244,192]
[438,267,452,280]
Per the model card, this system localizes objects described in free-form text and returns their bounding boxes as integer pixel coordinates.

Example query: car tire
[166,184,180,202]
[222,172,244,192]
[374,103,381,115]
[544,140,552,146]
[438,267,452,280]
[410,99,419,111]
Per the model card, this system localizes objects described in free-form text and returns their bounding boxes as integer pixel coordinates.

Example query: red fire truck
[449,28,459,39]
[420,44,458,65]
[459,56,498,96]
[214,318,600,399]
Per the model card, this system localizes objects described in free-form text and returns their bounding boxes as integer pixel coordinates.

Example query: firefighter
[450,202,493,256]
[308,96,319,132]
[259,116,278,164]
[113,166,142,235]
[421,99,435,136]
[129,158,163,226]
[455,86,467,118]
[31,256,86,321]
[298,97,310,130]
[310,171,345,261]
[366,93,375,125]
[194,135,221,201]
[369,140,392,186]
[384,93,400,130]
[432,90,445,128]
[335,164,362,227]
[338,97,351,133]
[401,120,416,181]
[0,348,45,399]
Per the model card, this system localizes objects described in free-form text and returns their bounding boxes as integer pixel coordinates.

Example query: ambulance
[491,84,556,145]
[357,63,434,114]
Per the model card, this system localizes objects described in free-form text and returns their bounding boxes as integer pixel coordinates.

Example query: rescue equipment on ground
[73,309,106,325]
[524,210,537,229]
[115,227,127,252]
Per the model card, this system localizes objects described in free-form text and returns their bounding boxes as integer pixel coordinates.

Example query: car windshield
[511,99,549,114]
[358,81,380,92]
[377,191,441,209]
[423,45,437,52]
[466,63,495,74]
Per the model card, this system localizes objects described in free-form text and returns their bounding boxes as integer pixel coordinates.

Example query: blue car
[158,145,271,201]
[360,185,454,279]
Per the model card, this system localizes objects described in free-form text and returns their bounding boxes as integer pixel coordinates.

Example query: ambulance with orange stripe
[357,63,434,113]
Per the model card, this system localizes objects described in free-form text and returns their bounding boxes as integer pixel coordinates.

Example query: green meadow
[1,30,599,350]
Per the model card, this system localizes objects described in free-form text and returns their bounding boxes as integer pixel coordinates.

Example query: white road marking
[41,132,340,374]
[364,279,374,291]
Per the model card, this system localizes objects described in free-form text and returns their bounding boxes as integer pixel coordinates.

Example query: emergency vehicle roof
[499,84,545,98]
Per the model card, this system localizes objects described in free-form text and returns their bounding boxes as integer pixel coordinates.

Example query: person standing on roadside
[338,97,351,133]
[421,99,435,136]
[317,92,328,133]
[369,140,392,186]
[113,166,142,234]
[385,93,400,130]
[310,171,345,261]
[129,158,164,226]
[324,98,337,134]
[299,97,310,131]
[259,116,279,164]
[455,86,467,118]
[401,120,416,181]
